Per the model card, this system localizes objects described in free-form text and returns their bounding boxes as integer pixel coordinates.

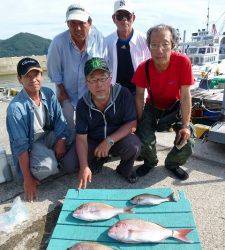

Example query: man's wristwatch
[106,137,114,146]
[182,124,190,129]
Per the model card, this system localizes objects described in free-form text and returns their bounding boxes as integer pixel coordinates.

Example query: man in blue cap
[6,57,77,201]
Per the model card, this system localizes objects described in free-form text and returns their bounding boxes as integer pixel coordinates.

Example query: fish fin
[173,229,193,243]
[124,206,135,213]
[167,192,177,202]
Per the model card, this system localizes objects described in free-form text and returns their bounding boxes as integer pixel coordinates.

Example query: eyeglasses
[150,43,171,50]
[87,76,110,85]
[115,12,133,21]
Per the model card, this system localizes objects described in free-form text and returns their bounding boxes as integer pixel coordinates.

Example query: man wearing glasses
[76,57,141,189]
[106,0,149,95]
[47,2,107,139]
[133,24,195,180]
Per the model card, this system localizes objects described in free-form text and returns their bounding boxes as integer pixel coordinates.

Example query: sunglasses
[115,12,133,21]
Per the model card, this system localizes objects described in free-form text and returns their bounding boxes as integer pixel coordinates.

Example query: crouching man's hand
[176,127,191,144]
[24,175,40,202]
[78,166,92,189]
[55,138,66,160]
[94,139,112,158]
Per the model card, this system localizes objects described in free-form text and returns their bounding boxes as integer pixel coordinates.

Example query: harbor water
[0,72,55,91]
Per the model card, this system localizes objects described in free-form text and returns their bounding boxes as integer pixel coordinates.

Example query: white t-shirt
[31,100,46,142]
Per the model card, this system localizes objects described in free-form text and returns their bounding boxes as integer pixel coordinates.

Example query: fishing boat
[181,29,225,66]
[180,8,225,66]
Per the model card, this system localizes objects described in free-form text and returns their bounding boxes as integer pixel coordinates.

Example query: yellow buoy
[194,124,210,139]
[9,88,19,97]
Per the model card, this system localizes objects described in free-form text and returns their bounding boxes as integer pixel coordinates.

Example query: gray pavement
[0,101,225,250]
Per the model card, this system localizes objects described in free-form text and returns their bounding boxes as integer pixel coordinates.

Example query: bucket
[0,147,13,183]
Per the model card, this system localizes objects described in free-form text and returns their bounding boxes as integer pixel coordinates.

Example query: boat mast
[206,2,210,32]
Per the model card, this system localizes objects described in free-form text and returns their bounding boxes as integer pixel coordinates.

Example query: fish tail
[124,206,135,213]
[173,229,193,243]
[167,192,177,202]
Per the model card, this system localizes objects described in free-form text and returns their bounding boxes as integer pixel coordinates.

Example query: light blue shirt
[47,27,108,108]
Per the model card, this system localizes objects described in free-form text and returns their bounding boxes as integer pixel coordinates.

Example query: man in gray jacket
[76,57,141,189]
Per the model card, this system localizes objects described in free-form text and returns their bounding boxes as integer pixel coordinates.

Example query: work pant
[88,134,141,178]
[30,132,78,181]
[136,104,195,169]
[61,100,76,143]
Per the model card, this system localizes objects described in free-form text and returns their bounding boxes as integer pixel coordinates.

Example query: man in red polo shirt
[133,24,195,180]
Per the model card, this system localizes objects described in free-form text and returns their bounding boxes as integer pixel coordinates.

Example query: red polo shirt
[132,51,194,109]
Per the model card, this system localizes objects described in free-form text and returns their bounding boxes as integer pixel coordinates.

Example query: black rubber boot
[166,166,189,180]
[136,163,155,177]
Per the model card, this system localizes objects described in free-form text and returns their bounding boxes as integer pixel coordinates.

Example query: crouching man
[76,57,141,189]
[6,58,77,201]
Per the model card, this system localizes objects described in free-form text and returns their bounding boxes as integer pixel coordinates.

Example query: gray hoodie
[76,84,136,142]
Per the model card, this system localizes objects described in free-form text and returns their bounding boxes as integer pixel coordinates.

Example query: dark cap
[84,57,110,77]
[17,57,42,77]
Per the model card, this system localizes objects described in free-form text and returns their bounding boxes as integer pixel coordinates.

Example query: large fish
[108,219,193,243]
[68,242,113,250]
[130,192,176,205]
[73,202,133,221]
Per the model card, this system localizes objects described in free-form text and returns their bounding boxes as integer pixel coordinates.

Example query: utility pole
[183,30,186,43]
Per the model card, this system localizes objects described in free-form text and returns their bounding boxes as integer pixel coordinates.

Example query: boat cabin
[183,29,220,66]
[187,45,219,65]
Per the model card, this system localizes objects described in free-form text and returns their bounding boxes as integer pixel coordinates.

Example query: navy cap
[17,57,42,77]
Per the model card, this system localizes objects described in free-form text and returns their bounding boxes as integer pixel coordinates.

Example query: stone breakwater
[0,55,47,76]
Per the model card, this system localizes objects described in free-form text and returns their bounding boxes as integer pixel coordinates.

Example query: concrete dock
[0,55,47,76]
[0,100,225,250]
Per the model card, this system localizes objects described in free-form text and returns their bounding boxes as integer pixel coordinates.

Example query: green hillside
[0,33,51,58]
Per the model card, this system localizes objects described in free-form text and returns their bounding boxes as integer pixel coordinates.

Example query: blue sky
[1,0,225,40]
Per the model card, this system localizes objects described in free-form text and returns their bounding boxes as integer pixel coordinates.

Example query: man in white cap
[106,0,149,95]
[47,1,107,138]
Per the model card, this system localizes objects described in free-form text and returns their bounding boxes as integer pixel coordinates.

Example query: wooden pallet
[47,188,201,250]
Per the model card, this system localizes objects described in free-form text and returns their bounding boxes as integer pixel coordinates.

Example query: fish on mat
[73,202,134,221]
[130,192,176,205]
[108,219,193,243]
[68,242,113,250]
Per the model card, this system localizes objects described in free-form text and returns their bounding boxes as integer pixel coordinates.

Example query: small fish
[130,192,176,205]
[108,219,193,243]
[73,202,133,221]
[68,242,113,250]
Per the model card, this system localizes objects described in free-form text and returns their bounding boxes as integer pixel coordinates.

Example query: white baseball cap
[66,2,90,22]
[114,0,134,14]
